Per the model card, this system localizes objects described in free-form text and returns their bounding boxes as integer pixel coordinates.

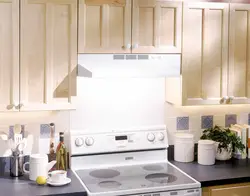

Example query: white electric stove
[70,126,201,196]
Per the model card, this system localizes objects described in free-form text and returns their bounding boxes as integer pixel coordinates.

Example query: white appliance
[70,126,201,196]
[77,54,181,78]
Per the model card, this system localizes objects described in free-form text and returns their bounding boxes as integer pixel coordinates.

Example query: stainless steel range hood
[77,54,181,78]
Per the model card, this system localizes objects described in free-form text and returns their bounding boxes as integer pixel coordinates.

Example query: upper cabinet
[0,0,77,112]
[181,2,229,105]
[20,0,77,111]
[78,0,182,54]
[228,3,250,104]
[78,0,132,53]
[0,0,19,112]
[132,0,182,53]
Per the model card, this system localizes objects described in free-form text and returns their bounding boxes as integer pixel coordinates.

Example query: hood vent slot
[113,54,124,60]
[138,55,149,60]
[113,54,149,60]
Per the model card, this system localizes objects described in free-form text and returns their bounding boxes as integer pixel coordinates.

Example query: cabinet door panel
[20,0,77,111]
[182,2,229,105]
[0,0,19,112]
[228,4,250,104]
[211,185,250,196]
[132,0,182,53]
[78,0,131,53]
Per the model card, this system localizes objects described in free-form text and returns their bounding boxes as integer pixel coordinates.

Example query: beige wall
[0,111,70,157]
[166,103,250,145]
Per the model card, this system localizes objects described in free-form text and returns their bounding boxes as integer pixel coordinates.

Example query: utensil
[14,134,23,146]
[0,132,8,141]
[49,123,55,154]
[16,139,27,155]
[23,154,56,181]
[10,153,25,177]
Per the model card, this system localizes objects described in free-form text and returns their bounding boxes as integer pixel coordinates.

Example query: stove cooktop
[75,162,199,195]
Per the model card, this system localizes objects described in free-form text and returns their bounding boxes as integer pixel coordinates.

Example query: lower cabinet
[203,183,250,196]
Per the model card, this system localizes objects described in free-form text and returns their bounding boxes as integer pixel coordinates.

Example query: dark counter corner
[0,168,87,196]
[169,145,250,187]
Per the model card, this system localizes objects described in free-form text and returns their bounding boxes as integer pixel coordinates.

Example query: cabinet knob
[227,96,234,104]
[6,104,15,110]
[220,96,227,104]
[15,103,24,110]
[122,44,131,50]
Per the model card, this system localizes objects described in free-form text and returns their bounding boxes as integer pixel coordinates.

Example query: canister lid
[175,133,194,139]
[198,140,215,145]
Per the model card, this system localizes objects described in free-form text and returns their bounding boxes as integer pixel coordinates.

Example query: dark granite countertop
[171,159,250,187]
[0,170,87,196]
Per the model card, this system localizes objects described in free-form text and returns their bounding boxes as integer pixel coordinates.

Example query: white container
[23,154,56,181]
[198,140,216,165]
[174,133,194,162]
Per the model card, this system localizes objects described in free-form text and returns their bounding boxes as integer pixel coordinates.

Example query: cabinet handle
[122,44,131,50]
[6,104,15,110]
[220,96,227,104]
[15,103,24,110]
[226,96,234,104]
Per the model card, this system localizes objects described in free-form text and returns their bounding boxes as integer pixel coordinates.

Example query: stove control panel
[70,126,168,155]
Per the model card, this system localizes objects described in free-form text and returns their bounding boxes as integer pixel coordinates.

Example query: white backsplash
[166,103,250,145]
[1,87,250,156]
[70,77,165,132]
[0,111,70,156]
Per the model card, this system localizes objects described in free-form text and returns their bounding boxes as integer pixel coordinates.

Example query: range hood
[78,54,181,78]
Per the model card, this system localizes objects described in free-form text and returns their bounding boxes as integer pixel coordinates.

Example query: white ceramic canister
[23,154,56,181]
[198,140,216,165]
[174,133,194,162]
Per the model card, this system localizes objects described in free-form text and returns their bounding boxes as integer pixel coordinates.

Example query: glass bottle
[56,132,67,170]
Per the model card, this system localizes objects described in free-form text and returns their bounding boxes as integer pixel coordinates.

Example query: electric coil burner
[70,126,201,196]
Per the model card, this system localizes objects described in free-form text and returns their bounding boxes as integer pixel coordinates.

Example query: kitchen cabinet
[166,2,229,106]
[182,2,229,105]
[78,0,132,53]
[78,0,182,54]
[132,0,182,53]
[20,0,77,111]
[228,3,250,104]
[0,0,19,112]
[203,183,250,196]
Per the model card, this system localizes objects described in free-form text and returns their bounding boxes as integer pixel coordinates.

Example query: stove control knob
[147,133,155,142]
[85,137,94,146]
[157,132,165,141]
[75,138,84,147]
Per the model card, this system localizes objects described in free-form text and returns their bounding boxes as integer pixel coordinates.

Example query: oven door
[129,188,201,196]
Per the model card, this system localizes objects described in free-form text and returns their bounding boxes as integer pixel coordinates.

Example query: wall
[0,111,70,157]
[166,103,250,145]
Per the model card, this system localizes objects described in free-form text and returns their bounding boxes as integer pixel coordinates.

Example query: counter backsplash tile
[176,117,189,130]
[166,103,250,145]
[225,114,237,127]
[201,115,213,129]
[40,124,51,139]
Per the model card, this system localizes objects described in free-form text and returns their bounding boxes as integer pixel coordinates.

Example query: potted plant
[200,125,245,160]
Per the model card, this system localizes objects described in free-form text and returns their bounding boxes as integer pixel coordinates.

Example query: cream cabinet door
[0,0,19,112]
[132,0,182,53]
[211,184,250,196]
[182,2,229,105]
[20,0,77,111]
[228,4,250,104]
[78,0,132,53]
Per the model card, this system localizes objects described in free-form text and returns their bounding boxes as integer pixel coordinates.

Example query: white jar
[174,133,194,162]
[198,140,216,165]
